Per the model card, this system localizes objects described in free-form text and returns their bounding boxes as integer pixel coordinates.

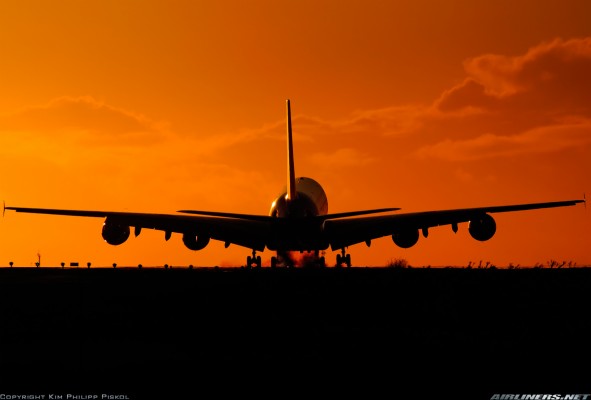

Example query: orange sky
[1,0,590,267]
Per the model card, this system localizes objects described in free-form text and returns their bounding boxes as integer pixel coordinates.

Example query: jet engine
[102,220,130,245]
[182,232,211,251]
[392,229,420,248]
[468,214,496,241]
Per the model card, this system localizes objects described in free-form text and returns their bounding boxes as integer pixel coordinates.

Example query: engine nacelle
[469,213,496,241]
[102,220,130,246]
[392,229,420,248]
[182,232,210,251]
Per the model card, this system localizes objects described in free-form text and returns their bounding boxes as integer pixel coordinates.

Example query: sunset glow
[1,0,589,267]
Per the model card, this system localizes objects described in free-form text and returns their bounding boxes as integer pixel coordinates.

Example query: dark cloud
[228,38,591,166]
[5,38,590,163]
[464,37,591,100]
[417,37,591,160]
[435,37,591,119]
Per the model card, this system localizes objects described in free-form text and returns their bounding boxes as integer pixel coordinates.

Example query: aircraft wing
[4,199,584,253]
[3,206,270,251]
[324,199,585,250]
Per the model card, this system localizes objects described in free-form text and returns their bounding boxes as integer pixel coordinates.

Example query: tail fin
[286,99,297,201]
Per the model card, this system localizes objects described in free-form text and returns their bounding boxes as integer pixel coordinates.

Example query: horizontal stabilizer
[177,210,273,221]
[320,208,400,220]
[178,207,400,221]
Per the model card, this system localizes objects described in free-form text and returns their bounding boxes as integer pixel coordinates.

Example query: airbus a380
[4,100,585,267]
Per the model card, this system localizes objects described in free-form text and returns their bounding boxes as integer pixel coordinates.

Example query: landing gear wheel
[336,248,352,268]
[246,250,262,269]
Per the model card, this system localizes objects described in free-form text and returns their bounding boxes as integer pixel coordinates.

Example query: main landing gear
[246,250,262,269]
[336,248,351,268]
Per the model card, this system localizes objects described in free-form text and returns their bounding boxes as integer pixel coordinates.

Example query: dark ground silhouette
[0,267,589,399]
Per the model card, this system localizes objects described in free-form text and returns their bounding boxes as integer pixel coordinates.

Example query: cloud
[289,105,428,138]
[415,37,591,160]
[309,147,375,168]
[416,120,591,161]
[3,37,590,166]
[434,79,498,114]
[0,96,168,145]
[271,37,591,165]
[435,37,591,118]
[245,37,591,168]
[463,37,591,98]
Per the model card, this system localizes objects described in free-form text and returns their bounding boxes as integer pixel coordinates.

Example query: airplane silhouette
[4,100,585,267]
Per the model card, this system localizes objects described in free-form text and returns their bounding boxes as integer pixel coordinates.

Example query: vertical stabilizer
[286,99,297,202]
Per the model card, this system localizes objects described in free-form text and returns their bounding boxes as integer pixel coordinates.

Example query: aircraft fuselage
[267,176,330,251]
